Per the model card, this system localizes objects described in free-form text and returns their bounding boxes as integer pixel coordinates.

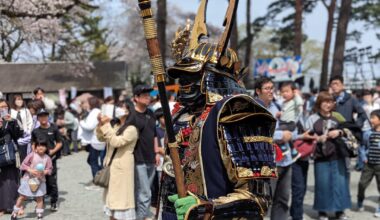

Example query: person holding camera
[96,99,138,220]
[0,99,23,216]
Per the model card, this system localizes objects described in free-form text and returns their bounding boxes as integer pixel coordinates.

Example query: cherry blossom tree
[0,0,96,61]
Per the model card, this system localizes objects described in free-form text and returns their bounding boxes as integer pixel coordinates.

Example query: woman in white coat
[79,97,105,179]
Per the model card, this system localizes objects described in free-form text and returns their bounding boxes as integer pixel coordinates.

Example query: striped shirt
[368,132,380,164]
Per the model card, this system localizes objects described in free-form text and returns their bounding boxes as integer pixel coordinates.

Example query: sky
[166,0,380,82]
[167,0,378,51]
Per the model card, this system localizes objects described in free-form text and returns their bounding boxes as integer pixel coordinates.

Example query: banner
[254,56,302,81]
[103,87,113,99]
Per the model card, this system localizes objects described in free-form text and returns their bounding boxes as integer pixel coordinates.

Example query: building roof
[0,61,128,93]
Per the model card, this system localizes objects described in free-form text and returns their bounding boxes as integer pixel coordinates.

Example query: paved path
[295,160,378,220]
[1,153,378,220]
[2,151,104,220]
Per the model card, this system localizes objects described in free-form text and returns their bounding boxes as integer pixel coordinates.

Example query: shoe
[85,185,101,191]
[280,145,290,156]
[357,201,364,212]
[37,213,43,220]
[336,212,349,220]
[318,212,328,220]
[291,148,301,162]
[50,203,58,212]
[374,207,380,217]
[10,213,18,220]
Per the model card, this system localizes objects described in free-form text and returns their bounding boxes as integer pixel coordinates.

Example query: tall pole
[137,0,186,198]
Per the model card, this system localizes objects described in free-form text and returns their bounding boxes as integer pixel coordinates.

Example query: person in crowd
[290,99,317,220]
[31,108,62,211]
[10,94,33,162]
[133,84,160,220]
[33,87,56,113]
[0,99,23,216]
[254,77,295,220]
[154,108,165,182]
[255,77,315,220]
[64,104,80,153]
[361,90,380,131]
[278,81,303,161]
[357,109,380,217]
[151,108,165,208]
[355,90,380,171]
[308,88,319,113]
[329,75,368,128]
[96,99,138,220]
[27,100,45,130]
[305,91,351,220]
[55,106,71,156]
[10,139,53,220]
[79,97,105,184]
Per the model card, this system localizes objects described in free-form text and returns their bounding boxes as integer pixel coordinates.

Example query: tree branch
[1,0,98,19]
[321,0,329,10]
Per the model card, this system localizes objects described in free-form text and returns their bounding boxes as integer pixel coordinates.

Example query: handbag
[93,149,117,188]
[0,134,18,167]
[293,139,317,158]
[28,178,41,192]
[340,128,359,158]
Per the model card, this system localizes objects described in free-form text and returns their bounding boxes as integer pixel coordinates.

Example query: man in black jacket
[329,75,368,128]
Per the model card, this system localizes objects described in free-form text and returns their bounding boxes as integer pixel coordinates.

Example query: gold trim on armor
[140,9,152,17]
[207,92,223,103]
[243,136,273,144]
[138,0,150,4]
[155,74,165,83]
[168,142,178,148]
[142,18,157,39]
[150,56,165,76]
[260,166,273,177]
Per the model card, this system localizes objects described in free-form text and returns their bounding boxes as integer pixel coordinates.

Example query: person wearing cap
[31,108,62,212]
[133,84,160,220]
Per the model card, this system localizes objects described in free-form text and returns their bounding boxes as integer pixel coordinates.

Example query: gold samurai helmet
[168,0,245,81]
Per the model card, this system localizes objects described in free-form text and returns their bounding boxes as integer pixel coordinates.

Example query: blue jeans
[135,163,156,219]
[290,160,309,220]
[271,165,292,220]
[87,145,102,178]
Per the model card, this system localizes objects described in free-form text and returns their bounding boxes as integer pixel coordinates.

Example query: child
[11,139,53,220]
[357,109,380,217]
[31,108,62,211]
[278,81,303,161]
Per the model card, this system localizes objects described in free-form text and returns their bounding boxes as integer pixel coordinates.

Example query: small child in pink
[11,139,52,220]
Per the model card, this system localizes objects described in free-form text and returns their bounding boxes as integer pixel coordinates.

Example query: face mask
[15,100,23,107]
[69,103,78,112]
[115,107,128,119]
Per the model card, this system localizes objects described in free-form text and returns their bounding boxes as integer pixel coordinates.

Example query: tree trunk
[243,0,255,89]
[156,0,167,64]
[331,0,352,78]
[230,18,238,51]
[294,0,302,56]
[51,43,56,61]
[320,0,336,88]
[244,0,252,67]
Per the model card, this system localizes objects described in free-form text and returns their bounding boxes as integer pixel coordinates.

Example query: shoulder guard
[216,95,277,180]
